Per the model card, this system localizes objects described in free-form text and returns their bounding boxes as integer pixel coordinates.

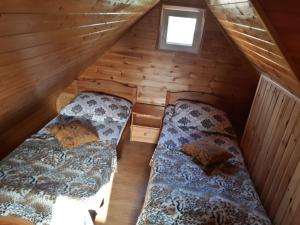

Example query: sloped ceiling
[79,0,259,127]
[0,0,159,157]
[205,0,300,96]
[257,0,300,81]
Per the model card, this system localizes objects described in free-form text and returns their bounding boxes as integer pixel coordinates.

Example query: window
[159,5,205,54]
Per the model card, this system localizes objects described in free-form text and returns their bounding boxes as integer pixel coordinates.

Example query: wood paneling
[56,79,138,112]
[241,75,300,225]
[166,91,234,113]
[0,94,57,159]
[130,104,163,144]
[0,0,159,157]
[78,79,137,105]
[257,0,300,81]
[206,0,300,97]
[79,0,259,130]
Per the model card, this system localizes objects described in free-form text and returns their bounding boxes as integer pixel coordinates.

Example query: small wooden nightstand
[130,104,164,144]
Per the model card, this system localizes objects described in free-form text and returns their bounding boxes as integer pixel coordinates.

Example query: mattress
[137,103,272,225]
[0,92,132,225]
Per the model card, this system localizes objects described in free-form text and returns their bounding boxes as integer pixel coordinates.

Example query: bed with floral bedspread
[137,102,272,225]
[0,92,132,225]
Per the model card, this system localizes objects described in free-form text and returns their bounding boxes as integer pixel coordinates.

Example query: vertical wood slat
[253,93,295,193]
[241,77,266,157]
[275,159,300,225]
[262,104,300,205]
[248,81,275,171]
[241,75,300,225]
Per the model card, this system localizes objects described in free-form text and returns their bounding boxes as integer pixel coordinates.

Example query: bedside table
[130,104,164,144]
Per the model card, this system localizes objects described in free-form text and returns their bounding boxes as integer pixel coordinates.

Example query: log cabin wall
[0,0,159,158]
[78,0,259,130]
[241,75,300,225]
[205,0,300,97]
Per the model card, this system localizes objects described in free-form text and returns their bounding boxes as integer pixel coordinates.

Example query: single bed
[0,81,137,225]
[136,91,272,225]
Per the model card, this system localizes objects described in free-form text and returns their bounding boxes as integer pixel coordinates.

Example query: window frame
[158,5,206,54]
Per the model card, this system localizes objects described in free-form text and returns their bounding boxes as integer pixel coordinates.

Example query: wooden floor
[97,141,155,225]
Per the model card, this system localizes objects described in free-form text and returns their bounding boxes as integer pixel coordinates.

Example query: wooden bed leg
[116,118,131,160]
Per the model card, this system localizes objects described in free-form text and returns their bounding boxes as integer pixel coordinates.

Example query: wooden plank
[206,0,299,94]
[248,81,276,171]
[166,90,233,113]
[130,125,160,144]
[78,3,258,133]
[256,0,300,82]
[245,52,300,97]
[279,158,300,225]
[274,159,299,223]
[78,79,137,104]
[241,77,267,155]
[0,0,159,155]
[241,75,300,225]
[252,91,293,193]
[132,103,164,118]
[269,119,300,217]
[261,104,300,203]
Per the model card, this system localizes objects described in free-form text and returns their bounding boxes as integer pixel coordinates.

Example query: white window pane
[166,16,197,46]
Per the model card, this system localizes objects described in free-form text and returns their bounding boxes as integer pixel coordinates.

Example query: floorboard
[96,141,155,225]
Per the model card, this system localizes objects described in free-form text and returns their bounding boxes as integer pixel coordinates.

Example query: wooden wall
[206,0,300,97]
[241,75,300,225]
[0,0,159,158]
[78,0,259,129]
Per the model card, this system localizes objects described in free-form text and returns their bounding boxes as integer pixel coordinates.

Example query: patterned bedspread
[137,105,272,225]
[0,134,117,225]
[0,92,132,225]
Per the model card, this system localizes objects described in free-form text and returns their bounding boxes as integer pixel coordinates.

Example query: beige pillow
[182,142,233,166]
[47,120,99,148]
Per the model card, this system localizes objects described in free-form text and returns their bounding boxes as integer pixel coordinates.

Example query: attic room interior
[0,0,299,224]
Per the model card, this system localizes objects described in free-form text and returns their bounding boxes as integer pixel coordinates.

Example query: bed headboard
[78,79,137,104]
[56,79,137,112]
[166,91,233,113]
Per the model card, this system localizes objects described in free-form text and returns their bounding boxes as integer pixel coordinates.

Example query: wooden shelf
[132,114,161,128]
[132,103,164,118]
[130,104,164,144]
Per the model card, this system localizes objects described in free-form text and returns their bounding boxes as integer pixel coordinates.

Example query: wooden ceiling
[79,0,259,131]
[206,0,300,96]
[1,0,300,155]
[0,0,159,157]
[257,0,300,82]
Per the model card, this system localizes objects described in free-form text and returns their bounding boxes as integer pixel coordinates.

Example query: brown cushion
[182,142,233,166]
[47,120,99,148]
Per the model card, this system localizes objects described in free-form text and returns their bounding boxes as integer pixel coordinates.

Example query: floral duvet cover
[137,105,271,225]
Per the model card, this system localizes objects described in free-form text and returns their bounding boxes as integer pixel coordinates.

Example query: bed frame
[57,79,137,159]
[0,80,138,225]
[166,91,233,113]
[77,79,137,159]
[56,79,137,112]
[77,79,137,105]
